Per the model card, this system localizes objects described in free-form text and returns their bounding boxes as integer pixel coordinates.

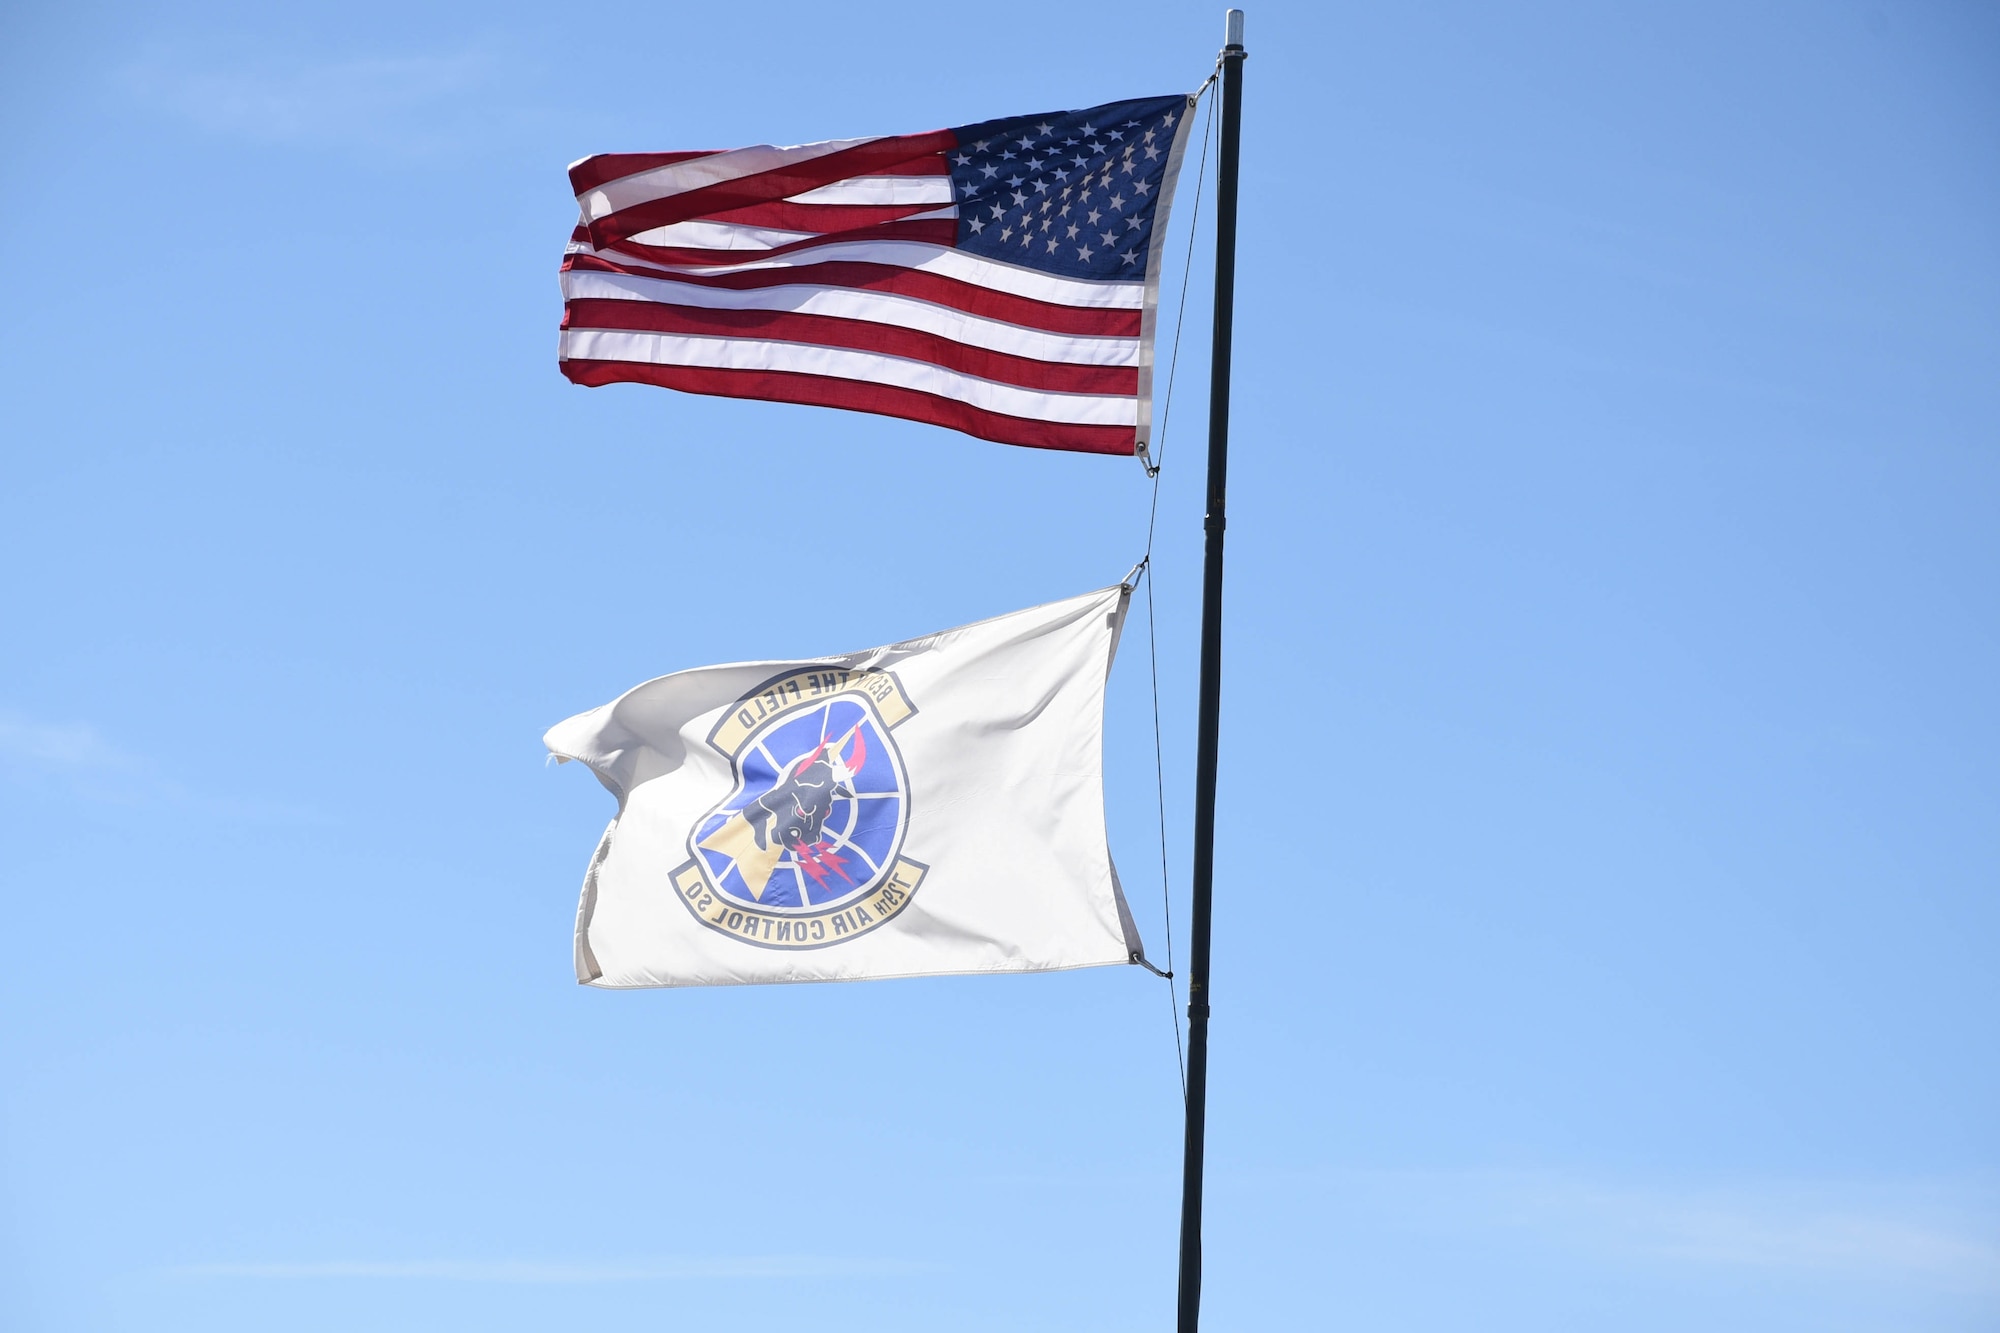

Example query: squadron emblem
[672,666,926,949]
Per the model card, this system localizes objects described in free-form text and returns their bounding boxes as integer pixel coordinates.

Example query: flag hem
[1133,91,1203,455]
[578,953,1139,989]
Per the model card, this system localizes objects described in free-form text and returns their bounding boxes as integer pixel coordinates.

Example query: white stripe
[561,268,1140,366]
[622,207,957,252]
[578,136,877,224]
[786,176,953,206]
[625,220,820,251]
[559,330,1137,426]
[575,238,1144,310]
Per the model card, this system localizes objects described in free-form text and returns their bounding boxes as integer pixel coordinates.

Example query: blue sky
[2,1,1996,1330]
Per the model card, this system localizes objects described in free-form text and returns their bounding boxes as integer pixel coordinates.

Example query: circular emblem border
[671,666,928,951]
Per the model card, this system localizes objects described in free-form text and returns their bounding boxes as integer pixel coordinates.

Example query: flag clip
[1136,438,1161,478]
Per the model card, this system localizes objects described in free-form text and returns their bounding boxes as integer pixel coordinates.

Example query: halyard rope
[1139,79,1217,1102]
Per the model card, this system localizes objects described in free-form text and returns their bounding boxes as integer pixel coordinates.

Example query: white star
[1000,225,1013,241]
[1071,155,1089,168]
[1143,143,1161,161]
[1121,249,1139,265]
[1108,192,1125,210]
[1029,157,1044,171]
[1066,223,1080,239]
[1107,129,1124,141]
[1060,202,1072,217]
[1040,198,1052,212]
[1001,149,1016,160]
[1086,208,1102,225]
[1008,174,1024,187]
[1161,111,1177,126]
[979,163,999,178]
[1063,137,1078,146]
[1123,119,1140,128]
[1125,215,1143,230]
[968,217,985,233]
[1034,180,1049,195]
[1017,135,1036,149]
[1133,179,1152,196]
[1040,217,1052,231]
[1087,140,1104,154]
[1099,230,1117,246]
[989,203,1005,219]
[1035,121,1053,136]
[974,138,991,150]
[1080,122,1095,133]
[1077,244,1093,260]
[952,152,972,166]
[1143,129,1156,144]
[1010,189,1026,206]
[1020,232,1031,247]
[1046,238,1060,253]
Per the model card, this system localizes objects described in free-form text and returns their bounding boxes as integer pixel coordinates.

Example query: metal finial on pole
[1176,8,1245,1333]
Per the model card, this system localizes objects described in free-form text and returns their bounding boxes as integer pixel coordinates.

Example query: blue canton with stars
[947,94,1191,282]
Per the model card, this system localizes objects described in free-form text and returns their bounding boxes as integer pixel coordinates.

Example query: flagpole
[1177,9,1245,1333]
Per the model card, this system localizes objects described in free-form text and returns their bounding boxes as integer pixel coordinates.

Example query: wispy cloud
[0,709,321,820]
[1225,1166,2000,1294]
[0,713,148,776]
[163,1256,936,1283]
[0,710,172,805]
[1475,1170,1997,1290]
[115,41,539,153]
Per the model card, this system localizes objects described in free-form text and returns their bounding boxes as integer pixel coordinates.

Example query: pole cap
[1225,8,1245,46]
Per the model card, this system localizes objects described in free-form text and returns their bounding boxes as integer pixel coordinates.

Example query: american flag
[559,93,1196,456]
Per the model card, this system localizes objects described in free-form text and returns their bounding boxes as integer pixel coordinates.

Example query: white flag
[544,585,1147,987]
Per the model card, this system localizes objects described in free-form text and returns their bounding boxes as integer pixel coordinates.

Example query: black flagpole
[1177,9,1245,1333]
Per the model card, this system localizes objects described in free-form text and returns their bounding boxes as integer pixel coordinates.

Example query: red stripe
[571,148,944,199]
[561,359,1135,455]
[585,132,957,249]
[597,218,958,268]
[698,198,949,232]
[866,157,953,177]
[562,253,1141,338]
[562,299,1139,396]
[568,151,716,197]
